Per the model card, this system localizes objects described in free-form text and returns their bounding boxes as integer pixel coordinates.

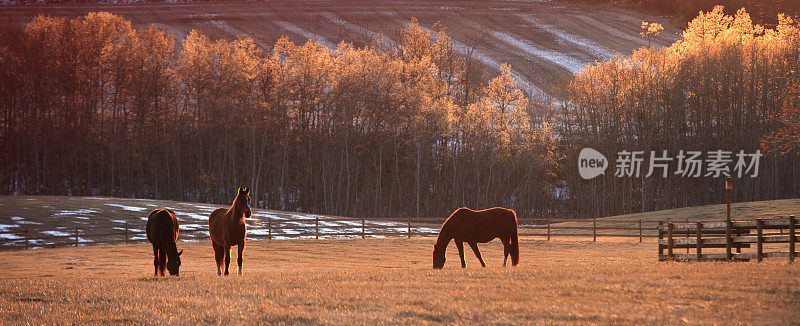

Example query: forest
[0,7,798,219]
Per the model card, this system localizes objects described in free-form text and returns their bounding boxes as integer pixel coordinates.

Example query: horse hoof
[238,270,242,275]
[217,271,221,276]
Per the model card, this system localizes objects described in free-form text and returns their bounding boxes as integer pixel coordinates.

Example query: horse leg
[456,241,466,268]
[158,247,167,276]
[152,245,159,276]
[501,238,510,267]
[468,242,486,267]
[237,242,244,275]
[213,243,224,276]
[223,244,231,276]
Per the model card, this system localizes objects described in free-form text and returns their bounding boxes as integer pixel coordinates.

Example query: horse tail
[510,211,520,266]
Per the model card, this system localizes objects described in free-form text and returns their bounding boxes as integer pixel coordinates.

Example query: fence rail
[0,217,443,250]
[5,216,793,251]
[0,217,671,250]
[658,216,797,262]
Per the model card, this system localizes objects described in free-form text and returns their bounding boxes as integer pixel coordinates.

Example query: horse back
[449,207,516,243]
[146,209,179,246]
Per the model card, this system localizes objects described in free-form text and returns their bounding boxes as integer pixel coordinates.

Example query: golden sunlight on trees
[0,13,558,219]
[639,21,663,47]
[559,6,800,218]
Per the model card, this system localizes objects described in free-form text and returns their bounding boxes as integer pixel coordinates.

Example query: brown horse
[432,207,519,269]
[146,208,183,276]
[209,187,252,276]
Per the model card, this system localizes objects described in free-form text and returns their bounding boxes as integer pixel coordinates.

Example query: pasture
[1,238,798,324]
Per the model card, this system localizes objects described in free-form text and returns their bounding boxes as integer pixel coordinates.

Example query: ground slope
[0,196,437,249]
[597,198,800,223]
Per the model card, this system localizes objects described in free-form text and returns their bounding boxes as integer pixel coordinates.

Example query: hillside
[598,198,800,223]
[0,196,437,249]
[0,0,681,97]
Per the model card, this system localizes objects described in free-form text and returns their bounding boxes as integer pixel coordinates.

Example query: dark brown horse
[432,207,519,269]
[146,208,183,276]
[209,187,252,276]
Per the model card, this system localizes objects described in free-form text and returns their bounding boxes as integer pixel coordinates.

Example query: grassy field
[0,237,798,325]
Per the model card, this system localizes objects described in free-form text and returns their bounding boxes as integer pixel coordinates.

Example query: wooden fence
[658,216,797,262]
[523,218,660,242]
[8,216,784,251]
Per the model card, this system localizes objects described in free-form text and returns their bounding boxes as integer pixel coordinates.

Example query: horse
[432,207,519,269]
[209,187,252,276]
[146,208,183,276]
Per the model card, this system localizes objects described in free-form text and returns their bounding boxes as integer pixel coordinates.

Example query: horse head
[432,243,446,269]
[237,187,252,218]
[167,249,183,276]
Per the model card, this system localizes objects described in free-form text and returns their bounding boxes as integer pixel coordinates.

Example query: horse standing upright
[146,208,183,276]
[209,187,252,276]
[432,207,519,269]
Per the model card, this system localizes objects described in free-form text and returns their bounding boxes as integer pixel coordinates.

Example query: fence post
[639,219,643,243]
[124,221,129,244]
[685,219,689,254]
[593,219,597,242]
[696,222,703,261]
[24,229,29,250]
[361,218,365,239]
[315,217,319,239]
[756,218,763,262]
[268,217,272,240]
[789,215,796,262]
[726,219,733,261]
[407,217,411,239]
[74,227,79,247]
[546,219,551,241]
[658,221,664,260]
[667,222,674,260]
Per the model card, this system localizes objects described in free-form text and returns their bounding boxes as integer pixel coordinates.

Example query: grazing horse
[432,207,519,269]
[209,187,252,276]
[146,208,183,276]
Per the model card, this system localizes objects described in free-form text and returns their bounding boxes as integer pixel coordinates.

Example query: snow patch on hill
[492,31,586,73]
[518,14,616,60]
[276,21,336,50]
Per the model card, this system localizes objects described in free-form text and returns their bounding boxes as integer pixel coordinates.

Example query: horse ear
[238,187,243,193]
[178,250,183,256]
[244,187,249,194]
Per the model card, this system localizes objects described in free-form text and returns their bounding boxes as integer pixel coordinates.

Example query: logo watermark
[578,148,608,180]
[579,149,762,180]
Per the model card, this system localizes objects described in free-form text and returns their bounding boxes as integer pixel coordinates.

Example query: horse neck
[435,223,453,248]
[164,240,179,260]
[227,200,245,222]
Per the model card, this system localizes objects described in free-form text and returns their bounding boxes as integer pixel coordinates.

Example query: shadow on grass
[133,276,177,282]
[261,314,318,325]
[397,310,454,323]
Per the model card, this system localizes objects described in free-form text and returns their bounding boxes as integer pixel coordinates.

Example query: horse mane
[436,208,469,248]
[227,189,246,220]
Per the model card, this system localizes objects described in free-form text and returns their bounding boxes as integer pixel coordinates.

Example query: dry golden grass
[0,237,798,325]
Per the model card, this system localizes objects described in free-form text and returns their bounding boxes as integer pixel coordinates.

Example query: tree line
[557,7,800,218]
[0,14,559,219]
[1,8,798,220]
